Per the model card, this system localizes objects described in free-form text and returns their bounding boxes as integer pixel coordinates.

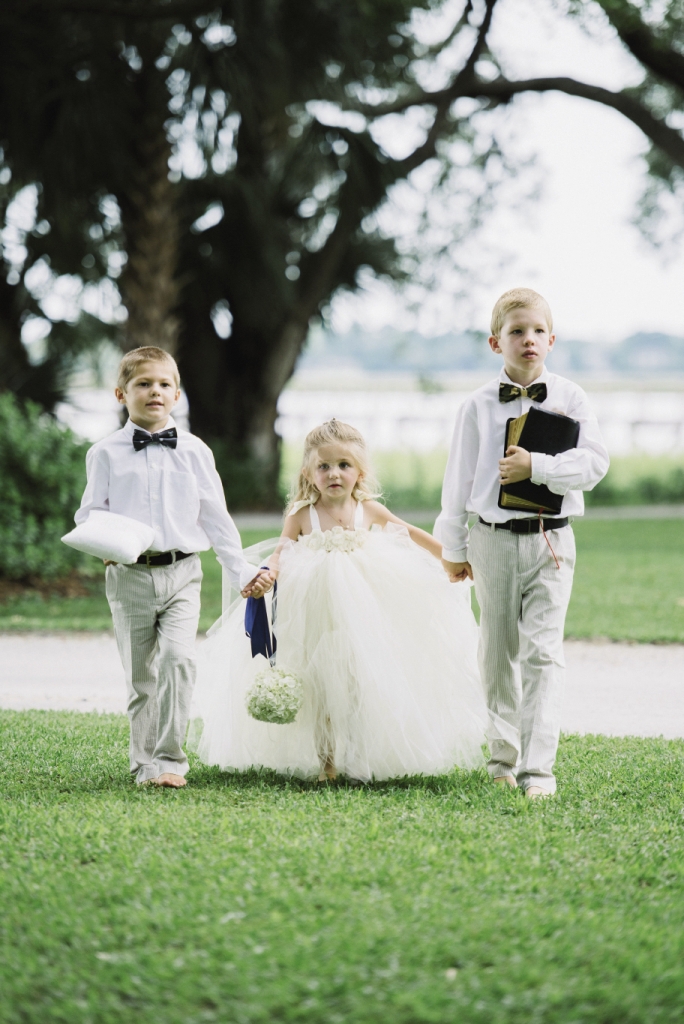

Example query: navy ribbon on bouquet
[244,568,277,661]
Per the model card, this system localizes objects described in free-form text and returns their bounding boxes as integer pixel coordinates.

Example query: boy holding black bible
[436,288,609,797]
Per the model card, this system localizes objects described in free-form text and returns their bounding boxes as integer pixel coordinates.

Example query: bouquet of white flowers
[245,666,303,725]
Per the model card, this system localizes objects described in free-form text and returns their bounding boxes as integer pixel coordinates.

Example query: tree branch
[351,72,684,174]
[593,0,684,92]
[5,0,218,18]
[474,76,684,169]
[421,0,474,60]
[458,0,498,81]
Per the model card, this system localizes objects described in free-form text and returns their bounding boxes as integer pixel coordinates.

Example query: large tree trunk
[176,165,368,508]
[0,274,62,408]
[117,66,180,355]
[0,276,32,394]
[179,311,309,509]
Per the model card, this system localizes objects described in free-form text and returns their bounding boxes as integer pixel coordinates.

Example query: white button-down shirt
[75,416,256,590]
[434,367,610,563]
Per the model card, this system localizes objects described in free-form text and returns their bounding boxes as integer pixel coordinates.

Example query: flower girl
[189,420,486,782]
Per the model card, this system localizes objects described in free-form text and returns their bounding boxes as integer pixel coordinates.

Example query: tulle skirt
[189,524,487,781]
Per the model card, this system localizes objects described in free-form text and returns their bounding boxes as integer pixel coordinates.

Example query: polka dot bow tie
[132,427,178,451]
[498,382,547,404]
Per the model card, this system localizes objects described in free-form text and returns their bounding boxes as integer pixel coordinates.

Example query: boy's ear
[547,334,556,350]
[488,335,502,353]
[114,387,127,405]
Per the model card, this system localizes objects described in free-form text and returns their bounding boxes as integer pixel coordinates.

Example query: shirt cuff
[239,563,262,591]
[441,547,469,564]
[530,451,548,487]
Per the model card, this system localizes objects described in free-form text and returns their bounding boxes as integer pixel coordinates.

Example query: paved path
[0,634,681,738]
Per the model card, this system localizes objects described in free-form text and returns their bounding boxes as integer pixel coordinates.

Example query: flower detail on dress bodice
[289,498,367,552]
[300,526,368,553]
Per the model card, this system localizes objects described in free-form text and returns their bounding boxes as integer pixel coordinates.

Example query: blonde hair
[490,288,553,337]
[117,347,180,390]
[286,420,382,513]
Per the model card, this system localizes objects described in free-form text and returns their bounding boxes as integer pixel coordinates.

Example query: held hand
[250,573,275,598]
[103,559,118,566]
[441,559,473,583]
[241,569,275,599]
[499,445,532,485]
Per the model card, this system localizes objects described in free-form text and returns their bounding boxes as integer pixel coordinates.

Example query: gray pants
[106,555,202,783]
[468,521,576,793]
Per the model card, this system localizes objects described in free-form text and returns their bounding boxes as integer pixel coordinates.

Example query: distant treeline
[301,330,684,377]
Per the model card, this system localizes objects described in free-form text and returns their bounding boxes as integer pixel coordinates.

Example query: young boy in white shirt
[435,288,609,797]
[76,346,267,788]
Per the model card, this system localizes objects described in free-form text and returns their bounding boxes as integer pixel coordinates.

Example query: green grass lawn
[564,518,684,642]
[1,712,684,1023]
[1,520,684,642]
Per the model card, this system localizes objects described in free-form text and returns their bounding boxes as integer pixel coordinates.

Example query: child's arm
[74,447,119,564]
[75,446,110,523]
[529,391,609,494]
[246,510,305,597]
[364,502,442,559]
[194,448,272,594]
[434,400,479,581]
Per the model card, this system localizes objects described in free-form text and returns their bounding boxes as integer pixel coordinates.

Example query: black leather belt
[478,516,569,534]
[136,550,194,567]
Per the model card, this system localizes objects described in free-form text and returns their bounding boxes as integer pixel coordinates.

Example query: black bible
[498,405,580,515]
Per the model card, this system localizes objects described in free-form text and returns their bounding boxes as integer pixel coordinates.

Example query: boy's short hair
[491,288,553,337]
[117,347,180,390]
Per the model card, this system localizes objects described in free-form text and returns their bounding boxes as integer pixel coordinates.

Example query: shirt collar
[499,365,550,388]
[123,414,177,438]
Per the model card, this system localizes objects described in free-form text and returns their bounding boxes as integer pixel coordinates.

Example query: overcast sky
[330,0,684,344]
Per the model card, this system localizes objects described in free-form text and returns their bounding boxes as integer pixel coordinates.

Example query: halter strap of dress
[288,498,363,531]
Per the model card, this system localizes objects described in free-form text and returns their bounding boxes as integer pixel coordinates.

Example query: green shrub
[584,455,684,506]
[0,393,90,579]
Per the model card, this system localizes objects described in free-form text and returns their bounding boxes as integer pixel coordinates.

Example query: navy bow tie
[499,382,547,404]
[132,427,178,452]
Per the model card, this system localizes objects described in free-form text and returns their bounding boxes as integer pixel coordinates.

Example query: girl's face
[311,444,362,501]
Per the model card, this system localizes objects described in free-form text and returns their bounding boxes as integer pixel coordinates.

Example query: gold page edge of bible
[500,492,557,513]
[506,412,528,449]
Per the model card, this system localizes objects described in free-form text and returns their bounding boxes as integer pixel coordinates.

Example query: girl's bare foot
[318,757,337,782]
[155,773,187,788]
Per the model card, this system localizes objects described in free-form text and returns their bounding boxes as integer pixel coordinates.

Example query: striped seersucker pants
[105,555,202,783]
[468,521,576,793]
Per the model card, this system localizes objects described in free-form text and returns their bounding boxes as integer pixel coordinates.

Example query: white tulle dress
[189,501,487,781]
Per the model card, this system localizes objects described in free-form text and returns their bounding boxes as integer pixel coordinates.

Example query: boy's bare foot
[493,775,517,788]
[526,785,551,799]
[154,773,187,788]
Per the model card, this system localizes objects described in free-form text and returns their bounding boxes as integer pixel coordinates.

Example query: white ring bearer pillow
[61,510,156,565]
